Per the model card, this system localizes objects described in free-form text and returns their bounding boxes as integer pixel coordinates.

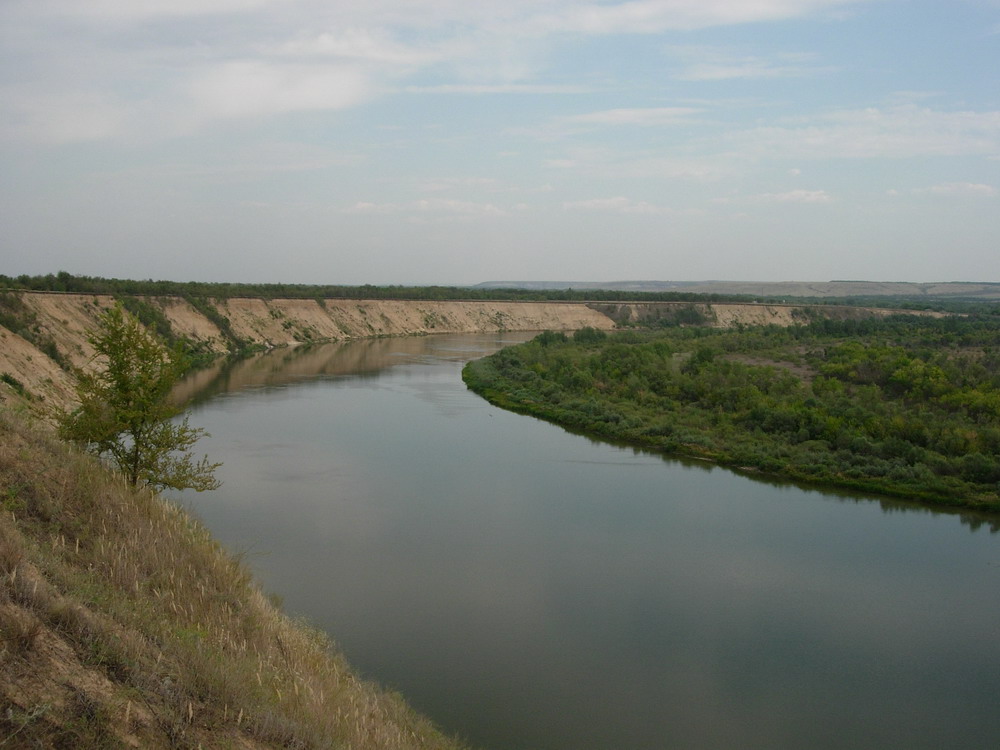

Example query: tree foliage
[59,304,221,491]
[0,271,836,306]
[464,315,1000,511]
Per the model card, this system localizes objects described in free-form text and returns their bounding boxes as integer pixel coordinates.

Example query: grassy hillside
[0,405,469,749]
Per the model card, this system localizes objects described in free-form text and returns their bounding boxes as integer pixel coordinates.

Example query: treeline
[7,272,998,314]
[11,272,995,311]
[768,295,1000,315]
[0,271,757,304]
[463,315,1000,511]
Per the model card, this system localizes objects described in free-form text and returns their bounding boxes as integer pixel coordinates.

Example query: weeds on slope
[0,408,468,749]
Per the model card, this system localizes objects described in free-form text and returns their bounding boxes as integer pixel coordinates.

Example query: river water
[177,333,1000,750]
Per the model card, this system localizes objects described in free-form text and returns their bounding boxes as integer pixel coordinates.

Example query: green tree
[59,303,221,491]
[573,326,607,345]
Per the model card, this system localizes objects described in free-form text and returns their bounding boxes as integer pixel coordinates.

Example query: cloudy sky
[1,0,998,285]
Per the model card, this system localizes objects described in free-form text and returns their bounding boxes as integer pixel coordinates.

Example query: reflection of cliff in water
[174,333,529,406]
[174,338,423,405]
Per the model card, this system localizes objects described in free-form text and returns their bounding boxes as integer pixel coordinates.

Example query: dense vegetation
[464,316,1000,511]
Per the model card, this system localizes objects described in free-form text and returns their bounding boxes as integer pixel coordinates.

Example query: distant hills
[473,280,1000,299]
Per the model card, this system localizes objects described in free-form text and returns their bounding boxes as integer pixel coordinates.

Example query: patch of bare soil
[0,329,75,409]
[723,353,817,383]
[709,304,801,327]
[158,298,227,352]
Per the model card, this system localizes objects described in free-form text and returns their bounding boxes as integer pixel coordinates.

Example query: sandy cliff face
[0,327,76,407]
[0,294,615,410]
[0,292,944,413]
[214,298,616,345]
[591,300,944,328]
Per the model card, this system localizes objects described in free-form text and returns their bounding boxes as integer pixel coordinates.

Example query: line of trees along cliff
[7,272,997,311]
[2,272,749,303]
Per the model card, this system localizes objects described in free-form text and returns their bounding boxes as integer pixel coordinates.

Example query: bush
[573,327,607,345]
[59,304,221,491]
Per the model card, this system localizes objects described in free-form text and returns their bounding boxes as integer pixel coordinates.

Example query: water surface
[178,334,1000,750]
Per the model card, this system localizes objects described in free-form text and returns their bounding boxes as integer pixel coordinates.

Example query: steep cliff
[0,293,616,409]
[0,292,942,412]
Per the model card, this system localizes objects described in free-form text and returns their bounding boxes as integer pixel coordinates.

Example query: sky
[1,0,998,286]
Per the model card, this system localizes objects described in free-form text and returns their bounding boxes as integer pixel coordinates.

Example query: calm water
[178,334,1000,750]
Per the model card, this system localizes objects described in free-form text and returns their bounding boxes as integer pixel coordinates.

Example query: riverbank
[462,324,1000,513]
[0,292,617,411]
[0,290,934,412]
[0,405,470,749]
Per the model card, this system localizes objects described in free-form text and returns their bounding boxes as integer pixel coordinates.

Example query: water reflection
[177,334,1000,750]
[176,341,1000,535]
[508,397,1000,534]
[176,335,517,404]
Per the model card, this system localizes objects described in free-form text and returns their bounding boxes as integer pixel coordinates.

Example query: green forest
[463,315,1000,511]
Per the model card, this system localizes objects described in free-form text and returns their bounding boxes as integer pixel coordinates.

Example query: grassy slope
[0,405,469,750]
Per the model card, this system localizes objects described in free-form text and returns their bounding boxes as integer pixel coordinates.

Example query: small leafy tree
[59,303,221,491]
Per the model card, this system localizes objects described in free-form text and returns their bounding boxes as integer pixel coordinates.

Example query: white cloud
[728,105,1000,159]
[0,88,128,144]
[563,196,630,210]
[679,60,795,80]
[404,84,587,94]
[0,0,876,143]
[524,107,704,144]
[23,0,283,22]
[418,177,500,192]
[345,198,508,216]
[754,189,832,203]
[0,59,376,143]
[619,156,729,181]
[158,142,363,177]
[913,182,998,197]
[278,29,445,67]
[562,196,676,214]
[530,0,864,35]
[413,198,506,215]
[22,0,867,31]
[345,201,388,214]
[538,144,728,182]
[184,61,373,122]
[668,46,827,81]
[564,107,702,126]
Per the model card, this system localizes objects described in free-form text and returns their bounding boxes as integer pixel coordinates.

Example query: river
[177,333,1000,750]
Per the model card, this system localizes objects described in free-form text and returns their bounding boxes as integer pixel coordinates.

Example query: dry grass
[0,406,471,749]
